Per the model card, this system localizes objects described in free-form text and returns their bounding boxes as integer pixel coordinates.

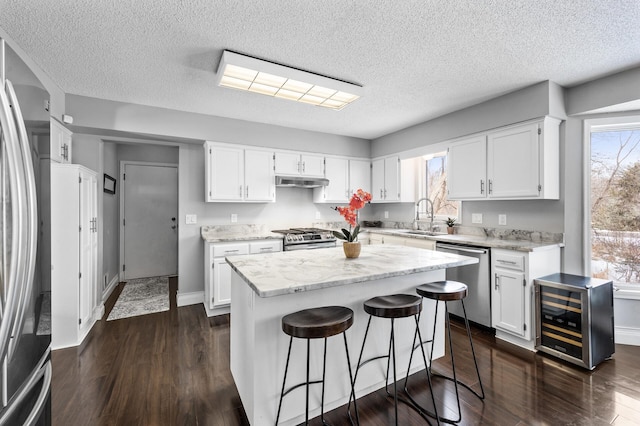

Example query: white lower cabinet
[204,239,282,316]
[491,247,561,350]
[51,164,98,349]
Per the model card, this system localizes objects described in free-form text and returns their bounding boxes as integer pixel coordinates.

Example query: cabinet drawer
[249,240,282,254]
[494,252,525,271]
[212,243,249,257]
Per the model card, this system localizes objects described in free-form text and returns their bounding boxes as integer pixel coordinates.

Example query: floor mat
[107,276,170,321]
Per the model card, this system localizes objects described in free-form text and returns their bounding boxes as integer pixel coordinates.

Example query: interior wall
[103,142,119,290]
[66,94,371,158]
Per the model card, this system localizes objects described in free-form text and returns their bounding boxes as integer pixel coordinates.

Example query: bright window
[417,151,459,220]
[590,124,640,288]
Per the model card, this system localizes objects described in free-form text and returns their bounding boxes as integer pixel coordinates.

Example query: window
[590,121,640,289]
[417,151,459,220]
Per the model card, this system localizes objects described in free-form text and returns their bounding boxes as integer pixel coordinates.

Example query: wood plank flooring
[52,277,640,425]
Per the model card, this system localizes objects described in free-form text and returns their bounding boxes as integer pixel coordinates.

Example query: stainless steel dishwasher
[435,242,491,327]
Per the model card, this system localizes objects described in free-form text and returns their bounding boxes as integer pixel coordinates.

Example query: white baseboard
[615,326,640,346]
[94,304,105,321]
[102,275,120,302]
[177,291,204,307]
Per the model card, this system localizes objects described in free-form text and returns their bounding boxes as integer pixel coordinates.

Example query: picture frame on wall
[103,174,116,194]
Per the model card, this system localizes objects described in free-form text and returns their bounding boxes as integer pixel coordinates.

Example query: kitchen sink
[396,230,445,236]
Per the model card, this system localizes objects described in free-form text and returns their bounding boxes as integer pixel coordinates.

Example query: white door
[447,135,487,199]
[122,163,178,279]
[244,149,275,201]
[371,159,385,202]
[79,170,96,332]
[349,159,371,195]
[324,157,349,202]
[383,156,400,201]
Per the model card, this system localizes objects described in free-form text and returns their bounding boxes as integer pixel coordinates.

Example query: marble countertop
[225,244,478,297]
[201,224,283,242]
[365,228,564,252]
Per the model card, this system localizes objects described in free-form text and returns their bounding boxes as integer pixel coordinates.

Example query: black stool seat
[416,280,468,301]
[282,306,354,339]
[363,294,422,318]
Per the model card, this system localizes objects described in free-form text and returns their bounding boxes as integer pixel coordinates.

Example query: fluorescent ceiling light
[216,50,362,110]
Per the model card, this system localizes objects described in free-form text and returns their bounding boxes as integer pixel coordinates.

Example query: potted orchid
[333,189,372,258]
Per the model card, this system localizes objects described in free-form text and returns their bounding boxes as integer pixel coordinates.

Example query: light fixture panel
[216,50,362,110]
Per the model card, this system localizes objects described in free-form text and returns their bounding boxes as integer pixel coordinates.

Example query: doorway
[119,161,178,280]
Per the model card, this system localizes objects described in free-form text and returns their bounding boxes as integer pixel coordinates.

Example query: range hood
[275,175,329,188]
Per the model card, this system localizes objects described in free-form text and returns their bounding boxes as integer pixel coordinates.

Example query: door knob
[171,217,176,221]
[171,225,177,230]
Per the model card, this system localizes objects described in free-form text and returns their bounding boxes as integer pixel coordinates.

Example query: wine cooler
[535,273,614,370]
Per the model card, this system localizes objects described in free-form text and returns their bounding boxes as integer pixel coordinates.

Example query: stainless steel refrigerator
[0,40,51,425]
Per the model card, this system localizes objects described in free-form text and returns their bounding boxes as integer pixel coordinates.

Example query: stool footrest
[281,379,324,399]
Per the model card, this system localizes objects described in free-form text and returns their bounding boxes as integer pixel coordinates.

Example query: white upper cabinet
[50,119,72,163]
[244,149,276,201]
[447,117,560,201]
[349,159,371,195]
[371,156,416,203]
[204,142,275,202]
[314,157,371,203]
[315,157,349,202]
[447,135,487,199]
[274,152,324,177]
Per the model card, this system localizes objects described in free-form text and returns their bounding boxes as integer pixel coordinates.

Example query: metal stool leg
[276,336,294,425]
[343,332,360,426]
[460,300,485,400]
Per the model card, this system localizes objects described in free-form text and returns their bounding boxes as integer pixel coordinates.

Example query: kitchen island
[227,244,478,426]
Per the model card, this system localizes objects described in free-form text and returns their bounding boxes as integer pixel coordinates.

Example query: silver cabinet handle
[495,273,499,290]
[380,189,383,198]
[224,249,240,254]
[488,179,493,194]
[260,247,273,251]
[498,260,518,265]
[239,185,243,197]
[480,180,484,194]
[384,189,387,199]
[245,186,248,198]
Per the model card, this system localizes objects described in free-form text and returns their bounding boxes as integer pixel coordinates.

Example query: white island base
[230,269,447,426]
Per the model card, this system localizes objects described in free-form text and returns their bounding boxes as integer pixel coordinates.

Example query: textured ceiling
[1,0,640,139]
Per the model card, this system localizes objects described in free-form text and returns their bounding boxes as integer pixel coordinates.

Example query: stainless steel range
[271,228,337,251]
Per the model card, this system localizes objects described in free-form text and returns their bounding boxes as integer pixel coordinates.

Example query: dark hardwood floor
[52,277,640,425]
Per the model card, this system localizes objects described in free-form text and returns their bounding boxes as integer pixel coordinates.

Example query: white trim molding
[177,290,204,307]
[615,326,640,346]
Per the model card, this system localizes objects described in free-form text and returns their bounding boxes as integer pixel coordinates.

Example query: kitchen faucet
[415,197,434,230]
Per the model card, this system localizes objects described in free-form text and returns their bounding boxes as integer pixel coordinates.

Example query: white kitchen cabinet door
[402,237,436,250]
[244,149,275,201]
[383,156,400,201]
[50,119,72,163]
[319,157,349,202]
[274,152,301,175]
[447,135,487,200]
[492,269,526,337]
[488,122,540,198]
[213,257,233,307]
[371,158,385,202]
[274,152,325,177]
[206,144,244,201]
[349,159,371,195]
[51,163,98,349]
[301,154,325,177]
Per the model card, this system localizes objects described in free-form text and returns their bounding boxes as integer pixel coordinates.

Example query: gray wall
[103,142,119,290]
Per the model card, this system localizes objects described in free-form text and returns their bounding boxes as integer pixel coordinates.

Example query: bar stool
[275,306,359,426]
[406,280,485,424]
[349,294,439,425]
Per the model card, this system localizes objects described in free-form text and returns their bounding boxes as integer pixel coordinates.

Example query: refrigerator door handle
[0,347,51,426]
[0,79,27,364]
[5,80,38,360]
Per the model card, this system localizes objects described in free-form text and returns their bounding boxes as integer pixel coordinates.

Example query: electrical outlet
[472,213,483,224]
[384,211,389,219]
[231,214,238,223]
[185,214,197,225]
[315,211,321,219]
[498,214,507,226]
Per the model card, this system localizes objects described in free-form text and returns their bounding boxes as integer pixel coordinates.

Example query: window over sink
[417,151,459,221]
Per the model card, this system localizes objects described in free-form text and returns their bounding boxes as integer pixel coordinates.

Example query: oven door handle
[436,243,487,254]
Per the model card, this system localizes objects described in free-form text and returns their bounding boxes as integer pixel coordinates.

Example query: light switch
[472,213,483,224]
[315,211,321,219]
[498,214,507,226]
[231,214,238,223]
[185,214,197,225]
[384,211,389,219]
